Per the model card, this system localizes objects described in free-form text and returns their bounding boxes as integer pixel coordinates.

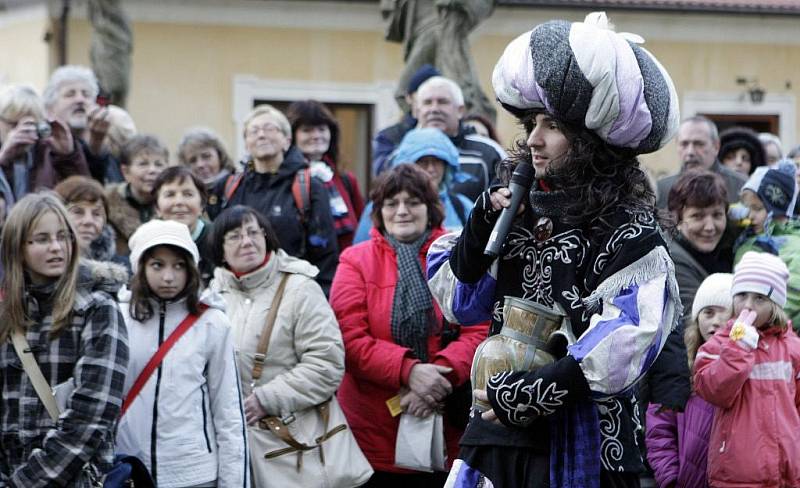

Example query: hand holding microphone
[484,163,535,257]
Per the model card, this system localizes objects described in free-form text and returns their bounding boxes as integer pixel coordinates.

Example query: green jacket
[734,221,800,331]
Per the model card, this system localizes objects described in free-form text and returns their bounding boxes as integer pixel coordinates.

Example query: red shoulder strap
[120,303,209,417]
[291,169,312,224]
[222,173,245,208]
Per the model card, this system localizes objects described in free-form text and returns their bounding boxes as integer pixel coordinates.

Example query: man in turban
[427,13,683,488]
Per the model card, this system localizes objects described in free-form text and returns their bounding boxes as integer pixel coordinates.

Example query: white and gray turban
[492,13,680,154]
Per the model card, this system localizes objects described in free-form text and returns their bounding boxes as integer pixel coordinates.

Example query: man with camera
[44,65,124,184]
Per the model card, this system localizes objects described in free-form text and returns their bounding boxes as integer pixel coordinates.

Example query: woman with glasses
[329,164,487,486]
[0,192,128,486]
[206,204,346,487]
[0,84,89,205]
[206,104,338,296]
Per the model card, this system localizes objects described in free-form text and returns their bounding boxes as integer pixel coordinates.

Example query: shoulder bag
[250,272,373,487]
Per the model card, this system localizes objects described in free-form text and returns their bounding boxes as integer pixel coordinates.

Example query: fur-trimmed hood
[88,225,119,262]
[77,258,130,295]
[105,183,154,256]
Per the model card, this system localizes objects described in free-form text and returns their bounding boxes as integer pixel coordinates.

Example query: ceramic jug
[470,296,575,411]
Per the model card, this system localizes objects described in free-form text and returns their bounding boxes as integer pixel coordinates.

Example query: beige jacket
[209,249,345,419]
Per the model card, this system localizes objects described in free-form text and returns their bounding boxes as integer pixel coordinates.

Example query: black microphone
[484,163,535,257]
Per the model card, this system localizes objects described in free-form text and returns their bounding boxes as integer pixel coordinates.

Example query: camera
[36,121,52,139]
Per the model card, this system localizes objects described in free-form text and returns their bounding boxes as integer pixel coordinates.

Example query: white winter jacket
[115,289,249,488]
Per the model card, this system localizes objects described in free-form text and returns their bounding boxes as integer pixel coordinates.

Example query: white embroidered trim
[488,371,568,427]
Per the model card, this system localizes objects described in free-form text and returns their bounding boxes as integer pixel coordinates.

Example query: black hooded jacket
[207,146,338,294]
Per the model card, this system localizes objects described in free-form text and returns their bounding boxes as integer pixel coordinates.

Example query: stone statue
[381,0,496,122]
[88,0,133,108]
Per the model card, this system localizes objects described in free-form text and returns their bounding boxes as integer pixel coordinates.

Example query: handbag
[394,412,447,472]
[251,272,373,487]
[9,306,209,487]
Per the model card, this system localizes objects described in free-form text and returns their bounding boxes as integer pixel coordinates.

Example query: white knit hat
[732,251,789,307]
[692,273,733,322]
[128,219,199,274]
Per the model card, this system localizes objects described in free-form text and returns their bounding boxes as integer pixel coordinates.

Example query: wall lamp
[736,77,766,104]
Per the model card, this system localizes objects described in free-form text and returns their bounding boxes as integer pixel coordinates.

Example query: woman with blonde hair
[0,85,89,203]
[0,192,128,486]
[206,104,338,295]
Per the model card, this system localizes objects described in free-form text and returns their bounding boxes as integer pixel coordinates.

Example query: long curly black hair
[501,110,657,242]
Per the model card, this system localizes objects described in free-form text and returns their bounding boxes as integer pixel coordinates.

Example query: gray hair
[43,65,99,110]
[178,126,236,172]
[759,132,783,158]
[681,115,719,142]
[416,76,465,108]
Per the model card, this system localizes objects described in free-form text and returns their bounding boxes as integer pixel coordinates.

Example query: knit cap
[128,219,199,274]
[741,161,796,218]
[732,251,789,307]
[691,273,733,322]
[491,12,679,154]
[407,64,441,95]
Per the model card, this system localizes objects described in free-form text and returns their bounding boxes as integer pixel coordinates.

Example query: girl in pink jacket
[694,251,800,487]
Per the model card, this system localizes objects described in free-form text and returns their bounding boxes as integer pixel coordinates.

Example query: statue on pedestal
[381,0,496,122]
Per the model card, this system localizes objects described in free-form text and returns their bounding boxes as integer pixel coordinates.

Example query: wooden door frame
[683,91,796,147]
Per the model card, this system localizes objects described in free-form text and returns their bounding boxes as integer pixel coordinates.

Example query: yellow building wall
[0,8,51,92]
[58,14,800,181]
[63,18,403,170]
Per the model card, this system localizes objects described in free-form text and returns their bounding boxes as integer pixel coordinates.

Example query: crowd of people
[2,12,800,488]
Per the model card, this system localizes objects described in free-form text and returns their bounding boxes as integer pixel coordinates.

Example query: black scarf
[388,231,433,362]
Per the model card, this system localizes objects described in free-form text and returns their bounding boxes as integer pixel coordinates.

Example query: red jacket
[694,323,800,487]
[330,227,488,473]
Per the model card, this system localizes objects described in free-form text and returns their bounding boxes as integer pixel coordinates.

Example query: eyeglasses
[246,124,283,138]
[26,231,72,247]
[223,228,265,246]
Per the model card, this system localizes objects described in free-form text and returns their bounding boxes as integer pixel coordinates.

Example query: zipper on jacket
[200,382,212,453]
[719,440,725,453]
[150,301,167,483]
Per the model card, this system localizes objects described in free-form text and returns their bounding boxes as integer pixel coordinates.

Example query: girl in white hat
[115,219,249,487]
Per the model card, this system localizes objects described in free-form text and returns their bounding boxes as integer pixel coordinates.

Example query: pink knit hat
[732,251,789,307]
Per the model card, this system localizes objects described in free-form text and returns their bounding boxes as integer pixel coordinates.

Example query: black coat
[451,186,673,475]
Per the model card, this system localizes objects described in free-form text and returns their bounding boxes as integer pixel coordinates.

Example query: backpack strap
[291,169,312,225]
[449,192,467,226]
[221,173,245,209]
[340,172,355,202]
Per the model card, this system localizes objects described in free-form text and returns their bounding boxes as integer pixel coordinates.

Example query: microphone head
[509,162,535,188]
